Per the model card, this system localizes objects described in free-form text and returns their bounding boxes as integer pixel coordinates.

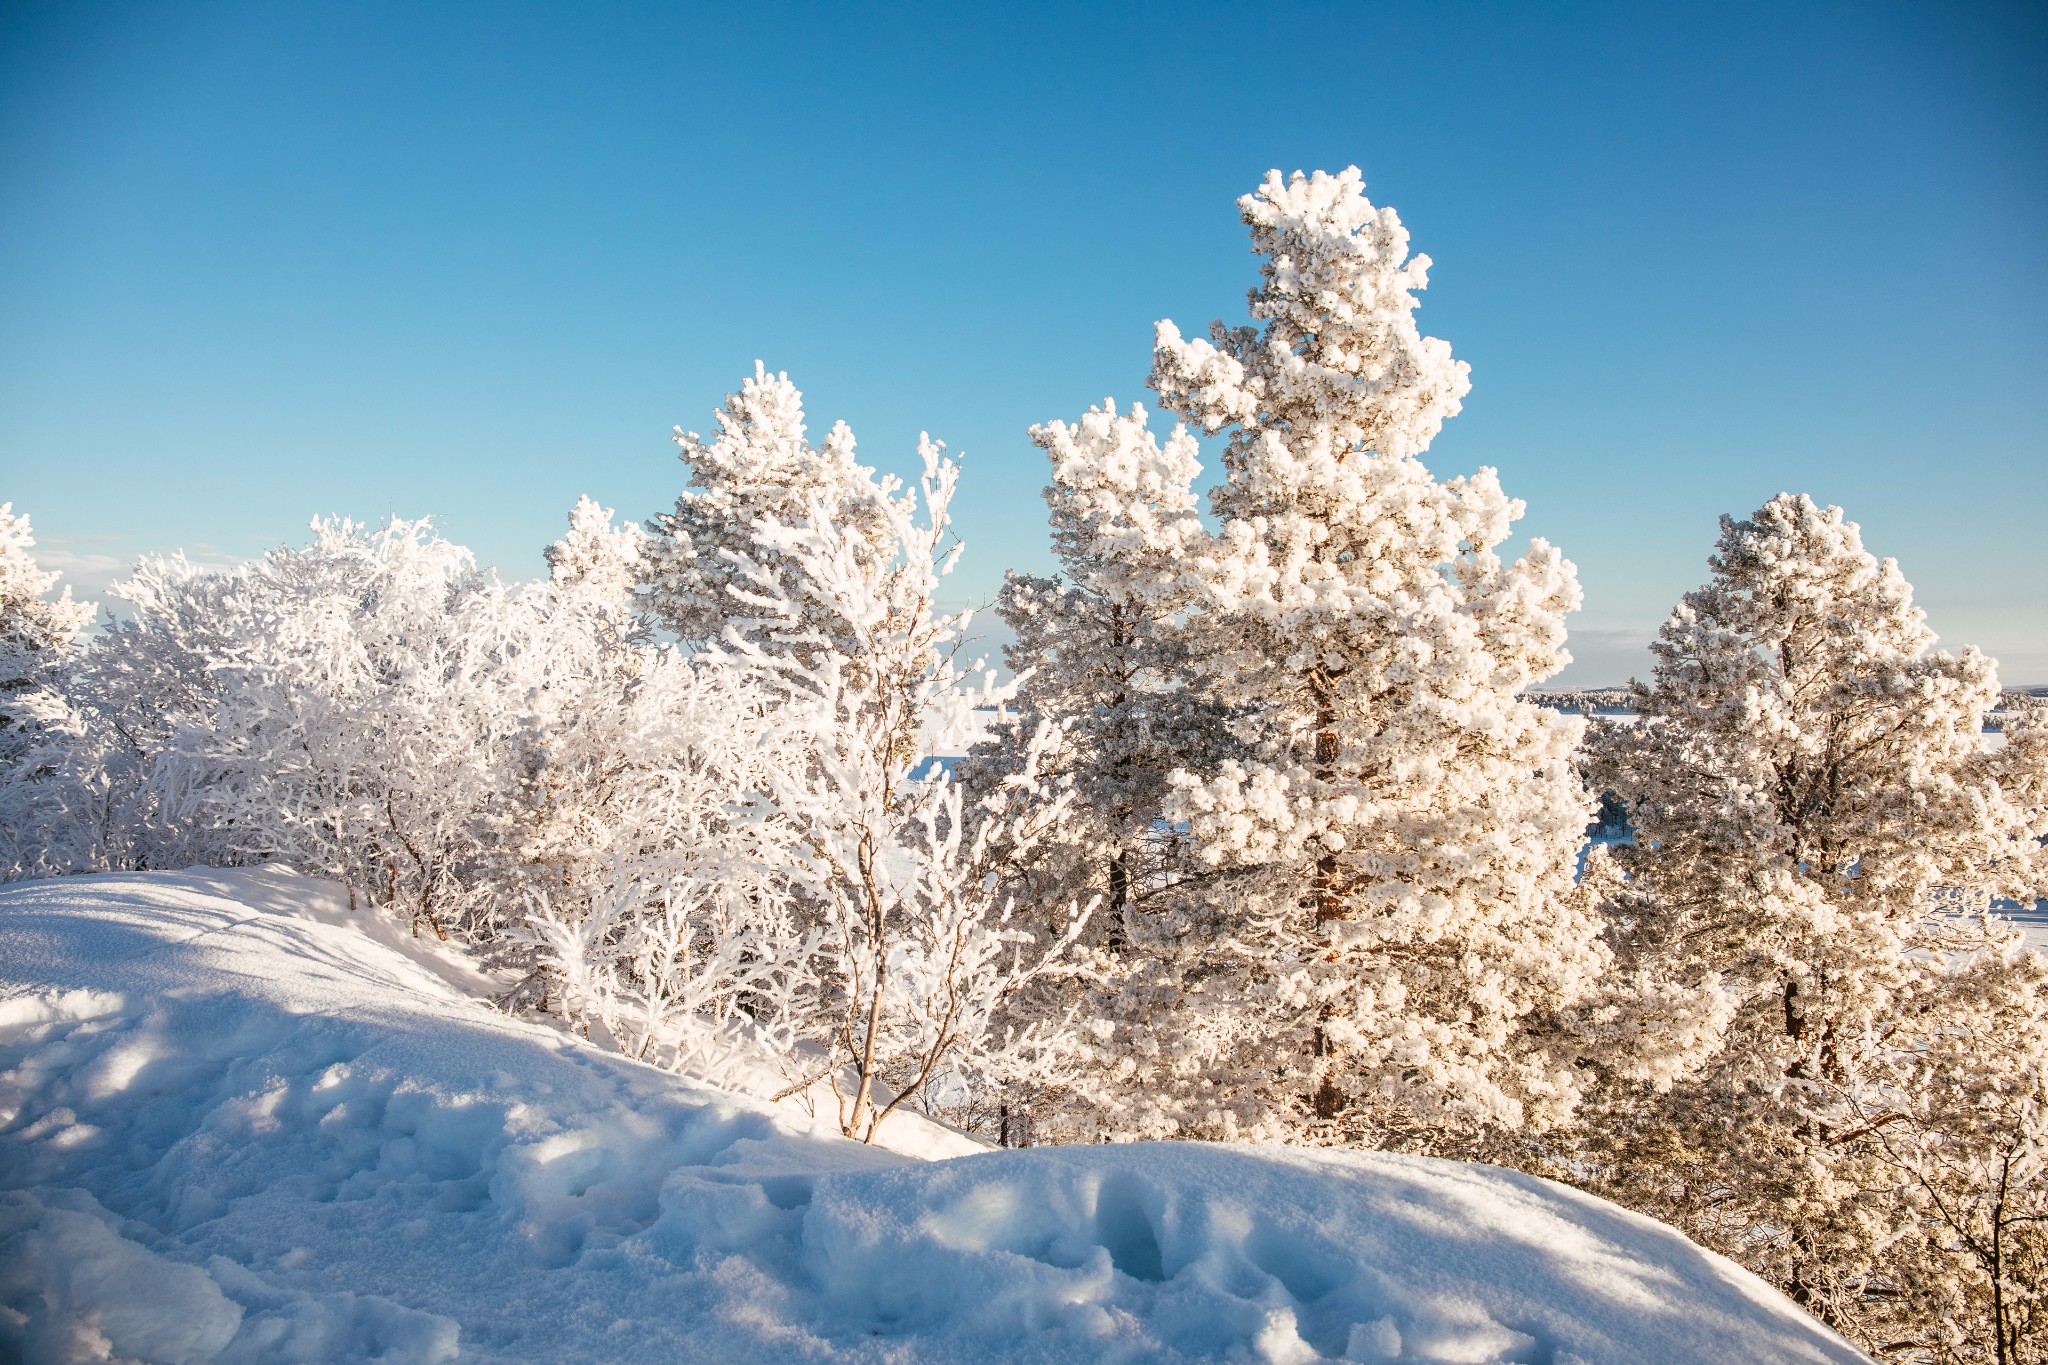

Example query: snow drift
[0,868,1867,1363]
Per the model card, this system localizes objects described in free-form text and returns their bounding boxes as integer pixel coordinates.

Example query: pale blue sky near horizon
[2,0,2043,684]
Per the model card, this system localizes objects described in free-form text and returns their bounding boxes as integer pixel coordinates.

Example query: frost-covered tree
[641,362,886,650]
[968,401,1220,947]
[547,494,646,608]
[51,552,267,871]
[0,504,97,879]
[1142,167,1618,1145]
[1840,938,2048,1364]
[0,504,92,664]
[717,422,1093,1143]
[4,524,502,884]
[82,509,828,1091]
[145,518,515,932]
[506,634,821,1092]
[1582,493,2048,1357]
[69,516,751,943]
[504,497,704,912]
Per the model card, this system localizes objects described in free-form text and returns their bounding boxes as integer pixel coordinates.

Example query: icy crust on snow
[0,870,1867,1363]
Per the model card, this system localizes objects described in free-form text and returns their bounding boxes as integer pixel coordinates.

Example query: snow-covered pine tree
[1839,935,2048,1364]
[969,401,1218,948]
[0,503,98,879]
[1582,492,2048,1356]
[640,362,887,651]
[716,421,1093,1143]
[547,494,647,608]
[1149,168,1613,1146]
[0,504,92,664]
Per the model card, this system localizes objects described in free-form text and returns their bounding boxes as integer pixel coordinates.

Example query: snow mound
[0,869,1867,1363]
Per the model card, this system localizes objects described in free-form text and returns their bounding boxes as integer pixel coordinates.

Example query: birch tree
[718,425,1093,1142]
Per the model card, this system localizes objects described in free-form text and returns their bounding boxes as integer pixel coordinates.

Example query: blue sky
[3,0,2043,683]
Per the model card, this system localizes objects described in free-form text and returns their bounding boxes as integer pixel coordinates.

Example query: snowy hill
[0,869,1869,1363]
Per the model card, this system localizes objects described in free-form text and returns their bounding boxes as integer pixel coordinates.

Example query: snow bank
[0,869,1867,1363]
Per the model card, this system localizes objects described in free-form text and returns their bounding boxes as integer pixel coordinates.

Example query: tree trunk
[1106,847,1130,952]
[1310,669,1345,1120]
[849,831,888,1141]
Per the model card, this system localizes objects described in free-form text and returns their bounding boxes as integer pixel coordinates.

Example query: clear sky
[3,0,2043,684]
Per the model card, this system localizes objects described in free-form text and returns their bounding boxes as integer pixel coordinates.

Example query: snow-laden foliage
[953,401,1242,1140]
[0,503,828,1097]
[1835,938,2048,1364]
[519,867,818,1091]
[6,509,782,939]
[1130,167,1655,1145]
[0,504,97,880]
[640,361,887,652]
[961,400,1229,967]
[546,493,647,605]
[151,518,520,932]
[1582,493,2048,1361]
[710,426,1095,1142]
[0,504,92,660]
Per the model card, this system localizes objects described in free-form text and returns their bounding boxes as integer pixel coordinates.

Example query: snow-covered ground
[0,869,1869,1363]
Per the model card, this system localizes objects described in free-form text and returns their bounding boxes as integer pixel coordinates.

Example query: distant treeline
[1527,686,2045,727]
[1524,688,1633,713]
[1988,689,2048,730]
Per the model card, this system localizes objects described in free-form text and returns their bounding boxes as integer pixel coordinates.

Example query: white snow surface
[0,868,1869,1364]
